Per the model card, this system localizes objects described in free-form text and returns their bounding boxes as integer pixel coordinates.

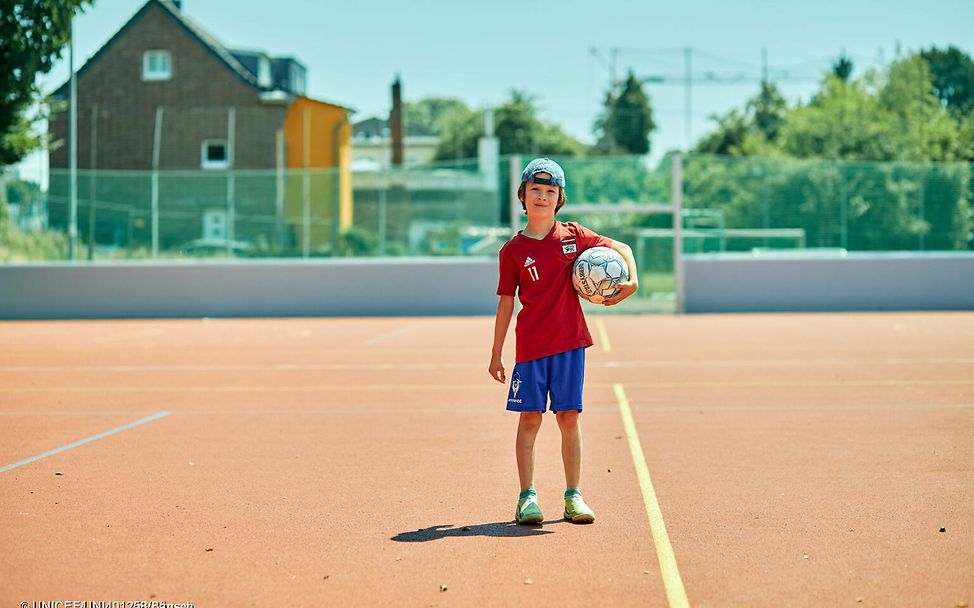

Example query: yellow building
[283,96,353,254]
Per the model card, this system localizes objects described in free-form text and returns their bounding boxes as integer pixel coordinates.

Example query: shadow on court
[391,520,567,542]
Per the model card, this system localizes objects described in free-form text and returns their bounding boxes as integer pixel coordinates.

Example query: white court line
[2,357,971,373]
[0,411,170,474]
[363,323,424,346]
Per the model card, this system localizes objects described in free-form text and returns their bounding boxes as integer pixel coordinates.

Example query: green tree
[695,82,788,156]
[432,104,481,160]
[778,74,900,160]
[433,91,583,160]
[749,81,787,142]
[879,56,963,161]
[403,97,468,136]
[919,45,974,115]
[775,56,965,163]
[0,0,93,166]
[694,109,750,155]
[688,52,972,252]
[594,71,655,155]
[832,54,854,82]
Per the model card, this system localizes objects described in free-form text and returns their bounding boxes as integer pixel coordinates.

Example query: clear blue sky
[16,0,974,181]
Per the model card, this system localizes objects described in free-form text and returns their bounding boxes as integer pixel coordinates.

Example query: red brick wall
[49,2,286,171]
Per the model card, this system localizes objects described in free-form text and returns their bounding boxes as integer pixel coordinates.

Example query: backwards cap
[521,157,565,187]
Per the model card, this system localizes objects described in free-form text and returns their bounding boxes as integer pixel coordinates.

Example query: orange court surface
[1,312,972,607]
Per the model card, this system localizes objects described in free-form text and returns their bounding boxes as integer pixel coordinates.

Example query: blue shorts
[506,348,585,413]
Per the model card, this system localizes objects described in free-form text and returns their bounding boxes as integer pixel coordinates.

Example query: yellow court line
[1,379,971,394]
[615,383,690,608]
[595,317,612,352]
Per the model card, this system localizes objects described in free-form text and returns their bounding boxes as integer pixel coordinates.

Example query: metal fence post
[509,155,521,235]
[226,107,236,257]
[672,153,685,314]
[151,107,163,258]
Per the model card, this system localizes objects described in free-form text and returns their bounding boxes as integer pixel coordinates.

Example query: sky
[14,0,974,183]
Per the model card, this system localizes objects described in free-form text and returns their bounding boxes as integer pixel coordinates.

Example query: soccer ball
[572,246,629,304]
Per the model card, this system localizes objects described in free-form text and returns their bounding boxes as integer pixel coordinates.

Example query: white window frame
[142,50,172,81]
[201,140,229,170]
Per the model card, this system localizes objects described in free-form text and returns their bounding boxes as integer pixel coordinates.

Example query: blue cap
[521,157,565,187]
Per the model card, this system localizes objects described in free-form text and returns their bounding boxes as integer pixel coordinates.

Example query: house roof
[52,0,355,113]
[54,0,266,97]
[155,1,259,86]
[353,115,436,137]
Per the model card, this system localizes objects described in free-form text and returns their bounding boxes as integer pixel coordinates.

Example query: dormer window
[258,56,271,88]
[142,50,172,81]
[290,64,306,95]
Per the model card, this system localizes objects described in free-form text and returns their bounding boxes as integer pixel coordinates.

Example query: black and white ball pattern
[572,246,630,304]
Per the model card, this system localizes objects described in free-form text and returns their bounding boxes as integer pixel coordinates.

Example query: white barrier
[2,252,972,319]
[684,252,974,312]
[0,258,500,319]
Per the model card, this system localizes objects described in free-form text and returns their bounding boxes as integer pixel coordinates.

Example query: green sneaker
[564,489,595,523]
[515,489,544,524]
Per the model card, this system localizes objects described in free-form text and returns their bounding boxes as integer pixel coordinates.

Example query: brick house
[48,0,352,254]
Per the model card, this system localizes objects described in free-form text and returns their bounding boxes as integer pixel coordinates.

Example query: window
[290,64,306,95]
[201,140,229,169]
[142,50,172,81]
[258,56,271,88]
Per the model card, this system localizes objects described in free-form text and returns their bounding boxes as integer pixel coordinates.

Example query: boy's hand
[602,281,638,306]
[489,356,506,383]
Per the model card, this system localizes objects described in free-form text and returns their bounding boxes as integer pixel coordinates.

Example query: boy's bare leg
[515,412,543,491]
[556,410,582,489]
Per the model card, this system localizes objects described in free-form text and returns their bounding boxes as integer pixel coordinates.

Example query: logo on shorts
[511,372,521,398]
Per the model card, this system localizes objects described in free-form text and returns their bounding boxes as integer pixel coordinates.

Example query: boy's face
[524,172,560,219]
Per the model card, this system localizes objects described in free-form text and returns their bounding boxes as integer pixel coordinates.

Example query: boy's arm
[489,295,515,383]
[602,239,639,306]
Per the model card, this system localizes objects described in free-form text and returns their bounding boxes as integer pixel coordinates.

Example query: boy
[488,157,639,524]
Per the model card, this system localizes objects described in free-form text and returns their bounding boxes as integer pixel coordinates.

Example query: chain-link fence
[6,155,972,265]
[683,154,974,253]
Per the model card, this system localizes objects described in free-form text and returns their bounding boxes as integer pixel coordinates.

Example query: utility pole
[684,47,692,150]
[69,17,78,260]
[87,104,97,260]
[611,47,618,87]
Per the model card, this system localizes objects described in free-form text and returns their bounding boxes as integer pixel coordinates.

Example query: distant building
[47,0,353,252]
[351,116,438,171]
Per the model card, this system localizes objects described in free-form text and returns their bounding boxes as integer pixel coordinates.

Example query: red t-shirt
[496,221,613,363]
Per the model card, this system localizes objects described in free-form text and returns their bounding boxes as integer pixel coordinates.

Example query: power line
[591,45,849,149]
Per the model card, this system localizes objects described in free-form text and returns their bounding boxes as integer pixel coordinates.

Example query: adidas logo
[524,257,536,267]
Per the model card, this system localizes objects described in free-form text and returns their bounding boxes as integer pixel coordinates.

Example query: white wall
[2,253,972,319]
[683,252,974,313]
[0,258,499,319]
